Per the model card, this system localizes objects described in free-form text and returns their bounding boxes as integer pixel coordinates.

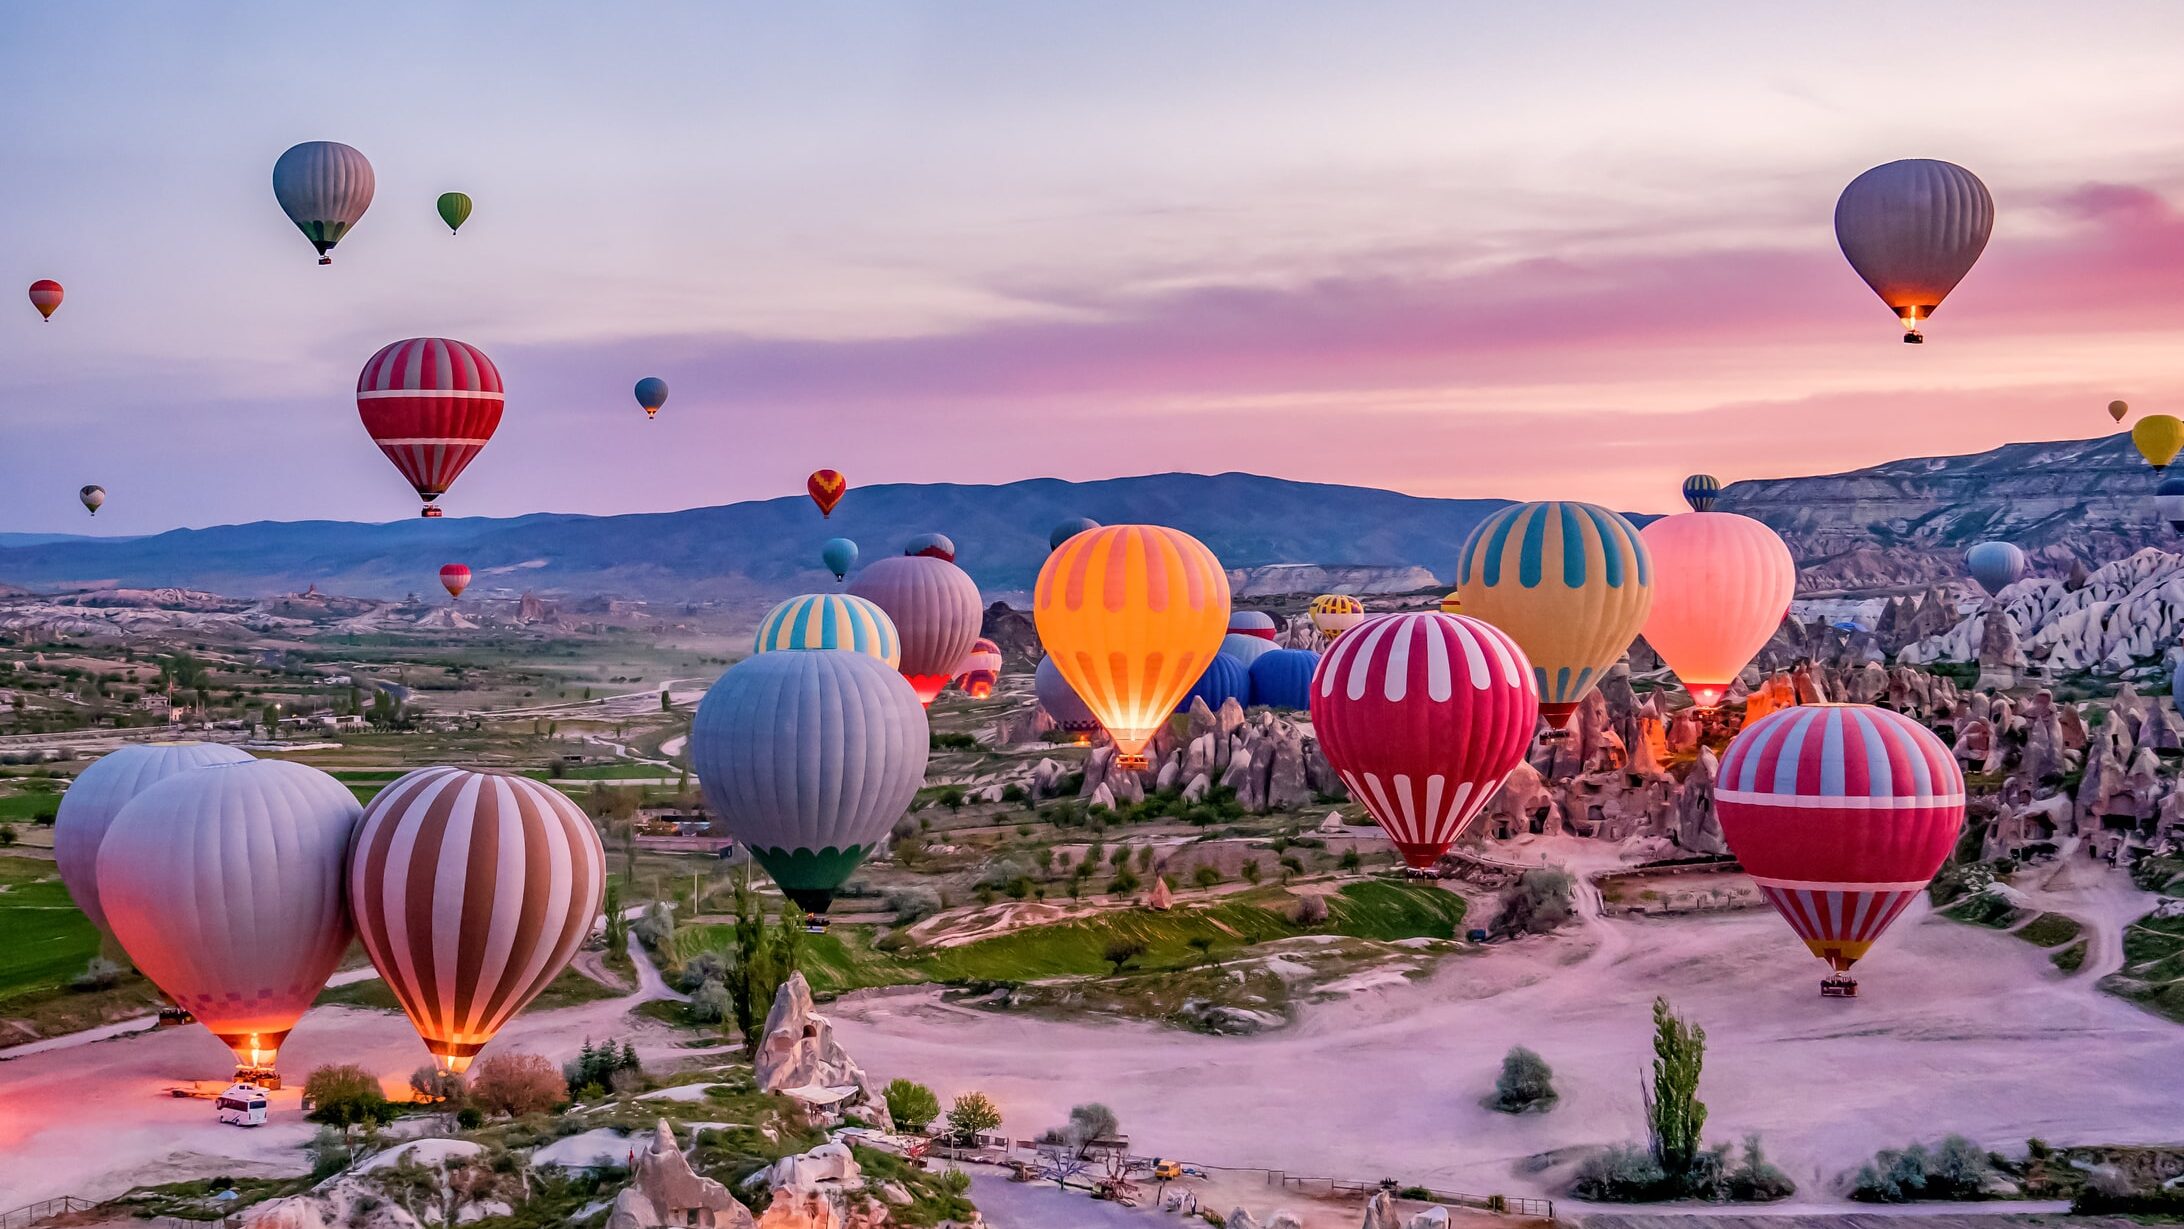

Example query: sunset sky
[5,3,2184,534]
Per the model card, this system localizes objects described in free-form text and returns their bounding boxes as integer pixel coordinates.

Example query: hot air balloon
[1438,591,1462,615]
[753,593,901,667]
[357,337,504,517]
[1964,541,2027,597]
[1310,613,1539,867]
[98,760,360,1079]
[1456,500,1653,730]
[1681,474,1721,512]
[436,192,473,235]
[2134,415,2184,473]
[821,537,858,581]
[1176,654,1250,714]
[2158,478,2184,533]
[1034,655,1101,736]
[439,563,471,600]
[1050,517,1100,551]
[1228,610,1278,641]
[1247,647,1320,711]
[689,650,928,913]
[634,376,668,421]
[54,742,253,939]
[1833,159,1993,343]
[78,485,105,516]
[954,638,1004,699]
[348,767,604,1072]
[272,141,375,265]
[1035,525,1229,769]
[847,555,982,704]
[1309,594,1365,641]
[27,279,61,321]
[1221,632,1279,668]
[807,469,847,518]
[905,532,956,562]
[2109,400,2130,423]
[1716,704,1964,992]
[1640,512,1796,709]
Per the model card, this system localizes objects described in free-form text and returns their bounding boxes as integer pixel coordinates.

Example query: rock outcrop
[608,1120,754,1229]
[753,973,892,1131]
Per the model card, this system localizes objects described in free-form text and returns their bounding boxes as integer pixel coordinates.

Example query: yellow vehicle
[1153,1160,1183,1181]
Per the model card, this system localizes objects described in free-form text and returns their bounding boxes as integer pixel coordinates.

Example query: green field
[673,879,1467,997]
[2105,912,2184,1023]
[0,861,103,1002]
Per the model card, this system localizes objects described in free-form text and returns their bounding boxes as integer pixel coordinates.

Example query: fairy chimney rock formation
[753,973,893,1132]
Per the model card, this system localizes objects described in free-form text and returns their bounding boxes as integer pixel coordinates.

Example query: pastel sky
[5,2,2184,534]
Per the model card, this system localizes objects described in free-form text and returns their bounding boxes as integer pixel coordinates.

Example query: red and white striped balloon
[1716,704,1964,974]
[356,338,504,516]
[1309,612,1539,867]
[347,767,605,1072]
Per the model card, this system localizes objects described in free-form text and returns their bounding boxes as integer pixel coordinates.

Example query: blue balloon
[1049,516,1100,551]
[1035,656,1100,733]
[1964,541,2027,597]
[1247,648,1321,710]
[1176,654,1250,714]
[821,537,858,581]
[634,376,669,412]
[1682,473,1721,512]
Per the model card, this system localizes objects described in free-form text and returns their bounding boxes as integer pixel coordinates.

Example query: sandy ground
[836,839,2184,1208]
[0,939,691,1207]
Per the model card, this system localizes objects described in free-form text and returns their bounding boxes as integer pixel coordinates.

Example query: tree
[1042,1102,1120,1158]
[633,899,677,950]
[1493,866,1576,937]
[602,879,628,954]
[303,1063,393,1141]
[883,1078,941,1132]
[1186,934,1218,965]
[469,1052,566,1117]
[946,1091,1003,1144]
[1493,1046,1557,1113]
[409,1065,467,1109]
[1101,937,1146,973]
[1643,996,1707,1179]
[726,877,804,1051]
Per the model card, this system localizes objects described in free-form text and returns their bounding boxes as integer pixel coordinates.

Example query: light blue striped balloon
[753,593,901,667]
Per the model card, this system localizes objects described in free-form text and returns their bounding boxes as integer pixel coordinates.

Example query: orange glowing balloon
[1640,512,1797,710]
[1034,525,1230,770]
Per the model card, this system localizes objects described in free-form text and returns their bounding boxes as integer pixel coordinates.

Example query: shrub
[946,1091,1003,1144]
[883,1078,941,1132]
[1040,1103,1120,1157]
[633,900,677,949]
[563,1037,642,1098]
[1494,866,1575,937]
[1338,848,1361,870]
[1292,894,1329,925]
[407,1065,466,1107]
[688,978,732,1023]
[303,1064,393,1136]
[677,950,730,994]
[1192,866,1222,888]
[70,957,122,991]
[886,887,941,926]
[470,1053,568,1117]
[1848,1136,1992,1203]
[1492,1046,1556,1113]
[1102,938,1147,973]
[1572,1143,1670,1201]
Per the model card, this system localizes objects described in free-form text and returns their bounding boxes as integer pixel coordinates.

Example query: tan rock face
[753,973,892,1132]
[606,1120,754,1229]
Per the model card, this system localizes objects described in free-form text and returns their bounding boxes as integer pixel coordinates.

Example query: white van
[216,1083,270,1127]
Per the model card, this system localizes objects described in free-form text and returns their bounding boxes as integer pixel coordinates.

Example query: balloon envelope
[847,555,982,703]
[357,338,504,515]
[1247,647,1320,710]
[1221,633,1278,668]
[78,485,105,515]
[1309,594,1364,640]
[28,279,62,320]
[1035,525,1230,767]
[436,191,473,234]
[1310,613,1539,866]
[1049,517,1100,551]
[98,760,360,1070]
[1681,474,1720,512]
[634,376,668,419]
[1456,500,1653,729]
[807,469,847,517]
[1964,541,2027,596]
[348,767,604,1072]
[689,650,928,912]
[904,532,956,562]
[754,594,901,667]
[2157,478,2184,532]
[54,742,253,938]
[1833,159,1992,339]
[1227,610,1278,640]
[1641,512,1795,709]
[954,637,1004,699]
[1034,655,1101,733]
[2109,400,2130,423]
[272,141,375,263]
[1716,705,1964,973]
[1176,654,1250,713]
[439,563,471,599]
[821,537,859,581]
[2134,415,2184,471]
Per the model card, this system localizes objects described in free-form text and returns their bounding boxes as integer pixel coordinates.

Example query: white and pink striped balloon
[1309,612,1540,867]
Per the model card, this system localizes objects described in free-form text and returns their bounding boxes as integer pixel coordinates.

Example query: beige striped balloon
[347,767,605,1073]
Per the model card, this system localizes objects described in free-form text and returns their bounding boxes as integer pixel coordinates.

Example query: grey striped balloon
[347,767,605,1073]
[272,141,375,263]
[55,741,253,937]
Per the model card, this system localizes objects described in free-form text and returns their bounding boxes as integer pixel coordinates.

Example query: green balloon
[436,192,473,235]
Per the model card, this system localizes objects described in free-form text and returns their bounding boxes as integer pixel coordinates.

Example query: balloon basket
[234,1065,281,1090]
[1115,753,1149,771]
[420,505,444,518]
[1901,332,1923,344]
[1819,975,1858,998]
[318,257,332,266]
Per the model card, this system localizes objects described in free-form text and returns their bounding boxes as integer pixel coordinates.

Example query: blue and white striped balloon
[753,593,901,667]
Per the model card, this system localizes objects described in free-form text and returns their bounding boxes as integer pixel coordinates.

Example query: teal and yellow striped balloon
[1681,473,1721,512]
[1455,500,1653,729]
[754,594,901,668]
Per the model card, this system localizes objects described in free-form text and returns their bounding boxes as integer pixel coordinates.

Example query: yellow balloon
[1456,500,1653,730]
[1309,593,1364,640]
[2134,414,2184,471]
[1035,525,1230,769]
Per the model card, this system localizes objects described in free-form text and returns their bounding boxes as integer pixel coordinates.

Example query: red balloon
[807,469,847,518]
[1309,612,1539,867]
[357,338,504,517]
[28,279,62,321]
[1716,704,1964,975]
[439,563,471,599]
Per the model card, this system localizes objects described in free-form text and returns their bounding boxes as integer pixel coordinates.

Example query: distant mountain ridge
[0,473,1509,604]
